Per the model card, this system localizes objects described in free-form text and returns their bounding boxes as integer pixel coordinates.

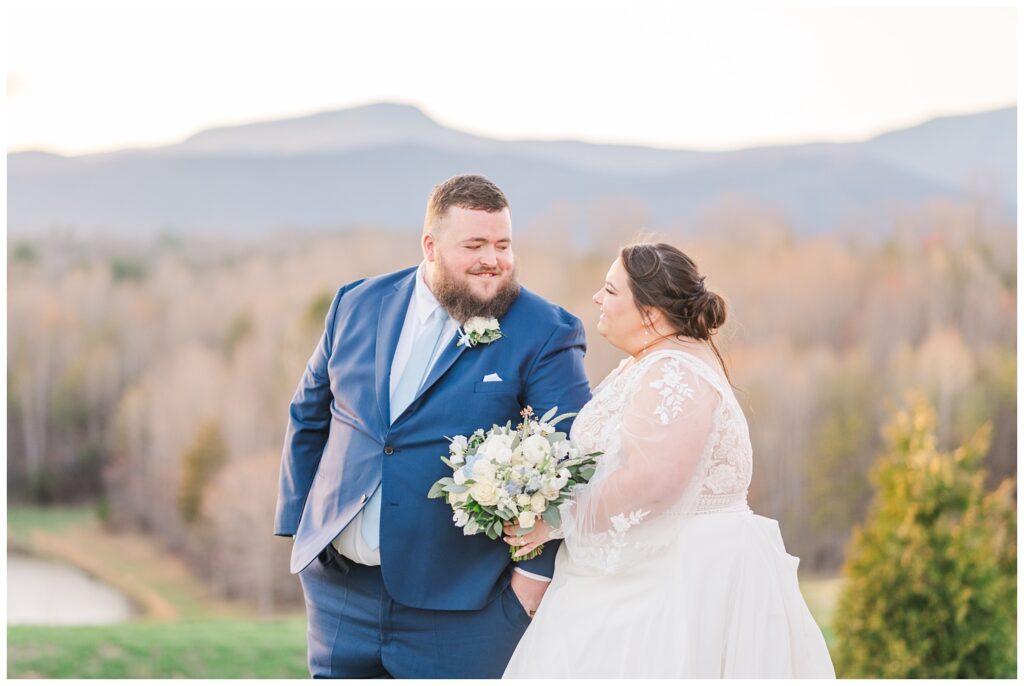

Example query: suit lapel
[375,273,416,429]
[413,326,467,409]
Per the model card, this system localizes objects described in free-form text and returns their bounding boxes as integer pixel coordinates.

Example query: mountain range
[8,102,1015,236]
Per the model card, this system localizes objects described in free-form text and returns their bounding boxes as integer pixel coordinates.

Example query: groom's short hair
[424,174,509,233]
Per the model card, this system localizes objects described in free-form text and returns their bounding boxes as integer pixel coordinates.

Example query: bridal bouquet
[428,406,600,560]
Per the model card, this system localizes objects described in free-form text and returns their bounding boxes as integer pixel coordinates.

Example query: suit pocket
[501,582,533,628]
[474,380,519,394]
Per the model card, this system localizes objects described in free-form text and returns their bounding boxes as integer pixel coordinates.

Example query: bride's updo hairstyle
[620,242,731,382]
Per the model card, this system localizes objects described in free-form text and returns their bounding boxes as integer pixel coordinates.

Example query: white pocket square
[482,373,503,383]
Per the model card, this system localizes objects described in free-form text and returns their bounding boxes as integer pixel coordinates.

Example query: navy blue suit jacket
[275,266,591,611]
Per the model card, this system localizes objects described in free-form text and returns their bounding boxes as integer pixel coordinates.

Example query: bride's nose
[592,289,603,305]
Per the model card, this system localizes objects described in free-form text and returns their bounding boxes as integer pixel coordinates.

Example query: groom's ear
[422,231,436,262]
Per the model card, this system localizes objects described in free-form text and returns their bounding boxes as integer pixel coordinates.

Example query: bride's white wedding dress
[503,350,836,678]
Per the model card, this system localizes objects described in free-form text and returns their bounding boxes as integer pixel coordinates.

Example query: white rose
[483,433,512,453]
[448,489,470,507]
[465,316,497,336]
[521,435,552,464]
[540,481,561,500]
[472,459,498,483]
[453,468,468,485]
[517,511,537,529]
[531,492,548,513]
[483,434,514,464]
[452,509,470,527]
[517,494,533,508]
[470,481,501,507]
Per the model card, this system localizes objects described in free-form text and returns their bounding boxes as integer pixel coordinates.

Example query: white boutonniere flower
[457,316,502,348]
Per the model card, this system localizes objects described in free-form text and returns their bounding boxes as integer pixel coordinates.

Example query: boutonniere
[457,316,502,348]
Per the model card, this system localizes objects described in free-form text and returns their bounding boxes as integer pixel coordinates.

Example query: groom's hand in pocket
[510,571,549,617]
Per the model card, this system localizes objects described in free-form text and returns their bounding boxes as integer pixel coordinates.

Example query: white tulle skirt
[503,510,836,679]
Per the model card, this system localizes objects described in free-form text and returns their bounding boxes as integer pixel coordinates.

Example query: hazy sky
[6,1,1018,155]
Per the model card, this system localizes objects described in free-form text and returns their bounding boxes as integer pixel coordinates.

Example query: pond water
[7,552,136,625]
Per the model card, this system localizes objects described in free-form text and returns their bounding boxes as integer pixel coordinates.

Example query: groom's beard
[432,256,521,324]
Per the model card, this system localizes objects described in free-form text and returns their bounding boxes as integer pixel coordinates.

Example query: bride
[502,242,835,678]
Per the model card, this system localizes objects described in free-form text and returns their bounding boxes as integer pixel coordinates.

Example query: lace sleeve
[558,354,721,574]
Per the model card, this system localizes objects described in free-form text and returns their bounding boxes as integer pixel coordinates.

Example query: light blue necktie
[361,307,450,550]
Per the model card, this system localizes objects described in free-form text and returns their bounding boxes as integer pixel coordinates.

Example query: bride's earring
[642,325,649,355]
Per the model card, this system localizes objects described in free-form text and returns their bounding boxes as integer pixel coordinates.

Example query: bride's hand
[503,519,554,558]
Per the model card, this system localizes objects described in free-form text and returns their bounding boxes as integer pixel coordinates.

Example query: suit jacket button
[360,494,367,504]
[384,446,395,455]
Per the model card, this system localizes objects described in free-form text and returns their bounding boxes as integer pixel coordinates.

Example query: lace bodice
[571,350,752,513]
[560,350,753,573]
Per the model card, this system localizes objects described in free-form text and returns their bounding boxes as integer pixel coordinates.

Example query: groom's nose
[478,249,498,268]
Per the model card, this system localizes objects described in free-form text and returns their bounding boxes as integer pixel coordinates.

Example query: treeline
[7,198,1015,609]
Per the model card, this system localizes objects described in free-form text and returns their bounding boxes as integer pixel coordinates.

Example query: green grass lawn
[8,505,310,678]
[8,618,308,678]
[7,505,97,540]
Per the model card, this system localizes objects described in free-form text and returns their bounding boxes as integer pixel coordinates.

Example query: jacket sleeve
[273,284,348,536]
[515,312,592,577]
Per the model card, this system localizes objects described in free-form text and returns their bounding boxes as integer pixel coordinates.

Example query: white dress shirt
[330,263,549,582]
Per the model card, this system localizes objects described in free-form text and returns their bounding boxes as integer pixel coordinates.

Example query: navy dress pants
[298,546,533,678]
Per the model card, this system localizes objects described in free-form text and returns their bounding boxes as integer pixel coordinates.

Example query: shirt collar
[414,261,445,325]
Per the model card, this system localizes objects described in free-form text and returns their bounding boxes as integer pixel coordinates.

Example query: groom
[275,174,592,678]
